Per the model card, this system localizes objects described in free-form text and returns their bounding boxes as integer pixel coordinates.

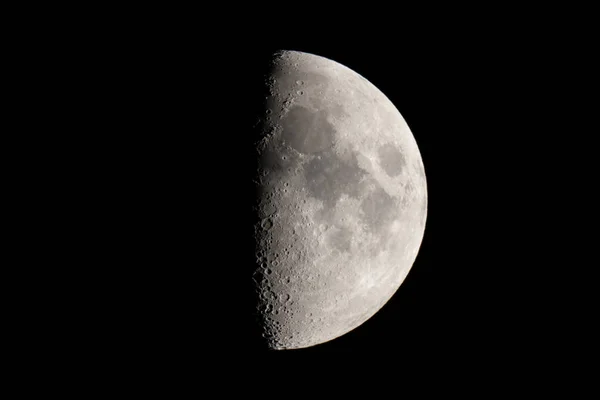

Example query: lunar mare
[252,50,427,350]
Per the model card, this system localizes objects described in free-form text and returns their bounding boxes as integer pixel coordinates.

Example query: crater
[259,202,277,219]
[272,69,330,100]
[261,218,274,230]
[378,143,405,177]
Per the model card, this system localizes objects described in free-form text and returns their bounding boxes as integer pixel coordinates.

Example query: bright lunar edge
[250,50,427,350]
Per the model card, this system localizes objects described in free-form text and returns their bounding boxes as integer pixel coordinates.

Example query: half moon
[252,50,427,350]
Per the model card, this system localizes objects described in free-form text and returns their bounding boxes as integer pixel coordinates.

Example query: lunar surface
[252,50,427,350]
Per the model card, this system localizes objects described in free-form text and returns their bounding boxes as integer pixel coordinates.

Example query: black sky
[66,15,589,376]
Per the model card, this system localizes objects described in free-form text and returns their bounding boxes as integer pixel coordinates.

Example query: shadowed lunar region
[251,50,427,350]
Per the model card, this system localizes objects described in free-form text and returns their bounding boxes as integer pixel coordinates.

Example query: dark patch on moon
[281,106,335,154]
[303,148,366,208]
[258,140,300,184]
[327,226,353,253]
[378,143,405,177]
[360,186,397,233]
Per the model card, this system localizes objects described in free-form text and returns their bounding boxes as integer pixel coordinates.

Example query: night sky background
[57,11,589,378]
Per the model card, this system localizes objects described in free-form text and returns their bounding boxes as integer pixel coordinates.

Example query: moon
[252,50,427,350]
